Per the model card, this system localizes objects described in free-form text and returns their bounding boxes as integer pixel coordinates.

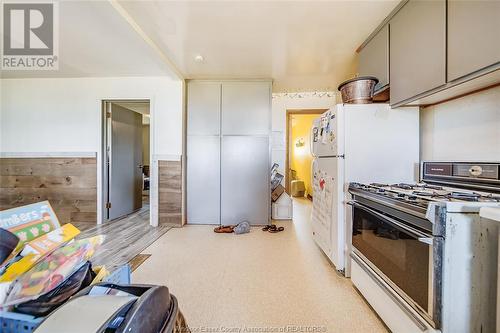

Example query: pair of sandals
[262,224,284,233]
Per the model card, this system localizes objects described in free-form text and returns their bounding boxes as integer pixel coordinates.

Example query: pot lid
[337,76,379,91]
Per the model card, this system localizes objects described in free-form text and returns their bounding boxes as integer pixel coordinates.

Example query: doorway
[285,109,326,198]
[102,100,151,222]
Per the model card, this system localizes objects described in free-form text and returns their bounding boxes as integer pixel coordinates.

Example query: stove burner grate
[370,183,388,188]
[446,192,500,202]
[418,184,444,191]
[391,183,415,190]
[412,191,437,197]
[412,191,429,196]
[448,192,481,201]
[482,194,500,202]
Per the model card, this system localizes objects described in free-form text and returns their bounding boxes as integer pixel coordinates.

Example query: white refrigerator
[311,104,419,274]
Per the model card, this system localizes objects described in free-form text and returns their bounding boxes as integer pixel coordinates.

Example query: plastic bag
[234,221,250,234]
[3,235,104,307]
[14,261,96,316]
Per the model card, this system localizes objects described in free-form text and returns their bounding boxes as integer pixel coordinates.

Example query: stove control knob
[469,165,483,177]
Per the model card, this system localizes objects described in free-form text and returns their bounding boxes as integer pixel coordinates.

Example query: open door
[105,103,143,220]
[285,110,326,198]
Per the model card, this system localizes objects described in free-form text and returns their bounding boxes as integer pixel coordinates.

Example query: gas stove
[348,161,500,331]
[350,182,500,206]
[349,162,500,220]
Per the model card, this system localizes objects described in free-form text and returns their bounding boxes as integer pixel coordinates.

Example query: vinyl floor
[132,198,388,332]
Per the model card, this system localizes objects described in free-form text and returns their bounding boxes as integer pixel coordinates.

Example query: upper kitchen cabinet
[358,25,389,92]
[389,0,446,105]
[447,0,500,82]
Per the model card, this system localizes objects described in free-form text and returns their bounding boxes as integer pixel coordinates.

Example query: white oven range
[347,161,500,333]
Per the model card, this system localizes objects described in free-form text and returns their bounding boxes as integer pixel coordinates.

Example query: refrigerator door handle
[310,126,317,158]
[311,158,317,188]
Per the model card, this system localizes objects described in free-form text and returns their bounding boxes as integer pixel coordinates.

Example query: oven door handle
[347,201,431,239]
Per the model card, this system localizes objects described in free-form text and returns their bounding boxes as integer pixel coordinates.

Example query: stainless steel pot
[338,76,379,104]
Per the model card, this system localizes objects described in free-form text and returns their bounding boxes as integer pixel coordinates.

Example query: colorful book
[21,224,81,256]
[0,201,61,251]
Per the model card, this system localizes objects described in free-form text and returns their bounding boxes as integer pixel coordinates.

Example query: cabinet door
[359,24,389,92]
[390,0,446,105]
[187,82,221,136]
[221,82,271,136]
[448,0,500,82]
[187,136,220,224]
[221,136,269,225]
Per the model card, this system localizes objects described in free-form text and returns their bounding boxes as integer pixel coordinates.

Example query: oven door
[350,201,441,328]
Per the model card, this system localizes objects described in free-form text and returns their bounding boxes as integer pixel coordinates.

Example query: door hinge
[105,202,112,209]
[106,112,111,118]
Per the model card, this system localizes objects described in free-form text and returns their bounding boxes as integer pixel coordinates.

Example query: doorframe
[285,109,327,194]
[99,98,154,225]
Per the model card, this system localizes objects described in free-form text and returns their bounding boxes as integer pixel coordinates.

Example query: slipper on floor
[262,224,284,233]
[214,225,234,233]
[262,224,278,231]
[262,225,273,231]
[268,226,284,233]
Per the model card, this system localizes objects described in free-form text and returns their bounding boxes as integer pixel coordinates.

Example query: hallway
[74,204,171,271]
[132,198,388,332]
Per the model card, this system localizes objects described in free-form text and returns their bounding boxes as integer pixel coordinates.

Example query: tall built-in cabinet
[186,81,271,225]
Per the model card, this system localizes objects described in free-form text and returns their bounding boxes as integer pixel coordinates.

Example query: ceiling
[0,1,175,79]
[1,1,399,92]
[118,0,398,92]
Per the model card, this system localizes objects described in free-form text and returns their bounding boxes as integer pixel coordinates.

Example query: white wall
[0,77,184,225]
[0,77,182,156]
[420,86,500,161]
[271,92,337,175]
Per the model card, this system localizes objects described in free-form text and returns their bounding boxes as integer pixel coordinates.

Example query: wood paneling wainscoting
[158,160,182,226]
[0,156,97,226]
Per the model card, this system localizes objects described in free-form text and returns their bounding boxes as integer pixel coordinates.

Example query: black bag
[15,261,96,317]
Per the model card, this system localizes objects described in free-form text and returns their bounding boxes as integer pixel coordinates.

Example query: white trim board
[0,152,97,158]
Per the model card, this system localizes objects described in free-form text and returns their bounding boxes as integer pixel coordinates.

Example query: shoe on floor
[214,225,234,233]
